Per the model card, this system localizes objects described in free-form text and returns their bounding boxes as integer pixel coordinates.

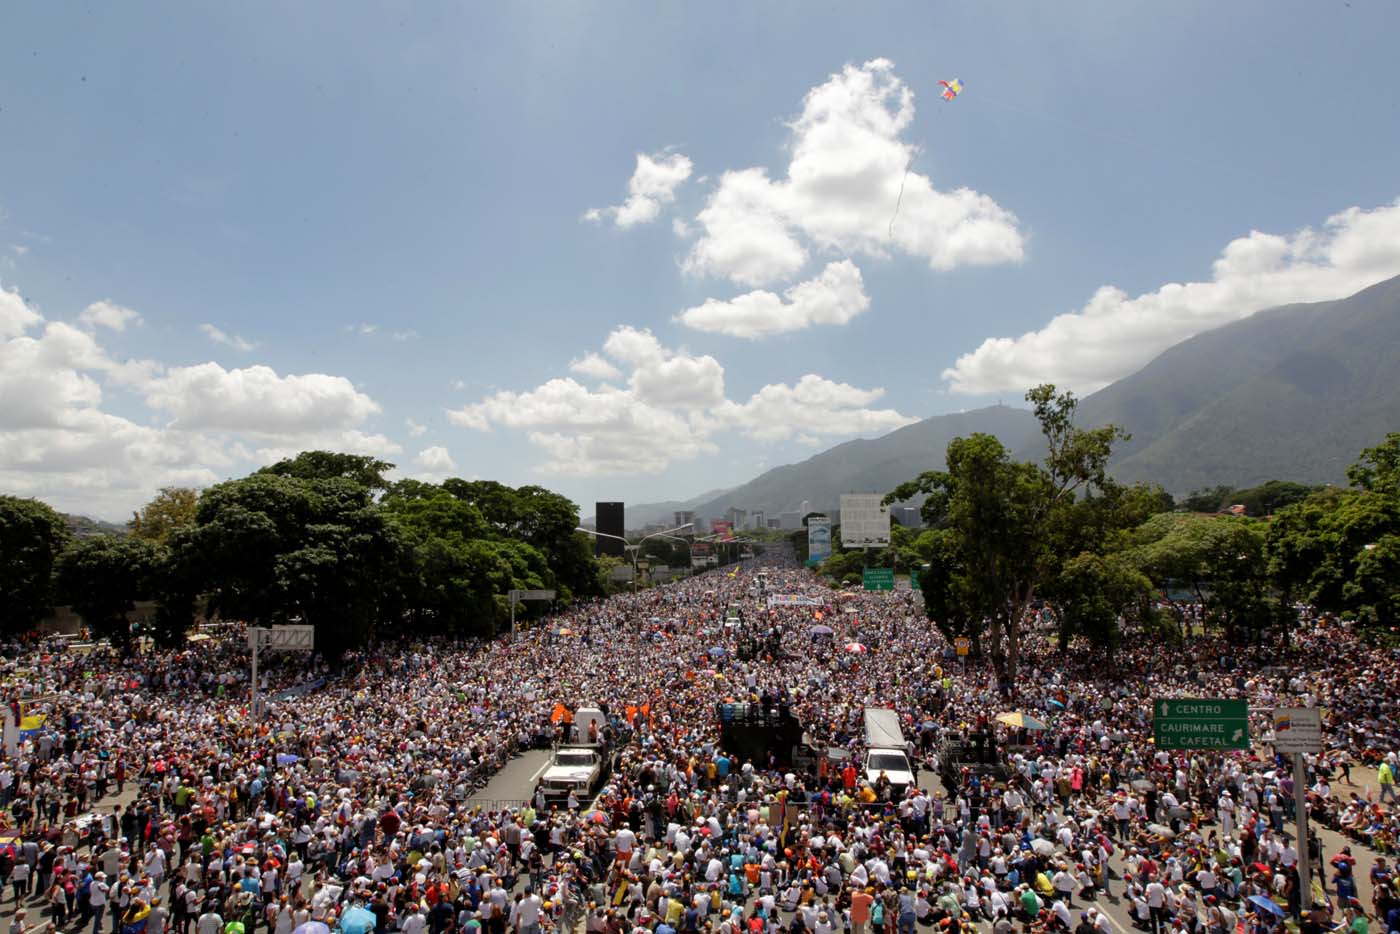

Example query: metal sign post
[1274,707,1323,913]
[248,624,315,724]
[508,589,557,634]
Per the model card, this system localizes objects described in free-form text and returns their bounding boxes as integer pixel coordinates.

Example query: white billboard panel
[840,493,890,547]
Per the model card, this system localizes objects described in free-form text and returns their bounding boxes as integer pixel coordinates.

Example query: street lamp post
[576,523,693,590]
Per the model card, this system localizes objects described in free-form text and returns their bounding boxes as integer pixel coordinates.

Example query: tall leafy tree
[1124,512,1279,642]
[258,452,395,494]
[191,472,400,654]
[147,527,203,649]
[54,535,159,649]
[441,479,599,600]
[889,385,1127,680]
[1266,433,1400,630]
[1042,552,1153,650]
[1348,432,1400,496]
[0,496,70,634]
[129,486,199,545]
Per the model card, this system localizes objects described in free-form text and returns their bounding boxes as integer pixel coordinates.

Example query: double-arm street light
[575,522,694,589]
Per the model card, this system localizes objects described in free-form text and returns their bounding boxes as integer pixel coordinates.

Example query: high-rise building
[673,510,696,531]
[594,502,625,557]
[749,510,765,530]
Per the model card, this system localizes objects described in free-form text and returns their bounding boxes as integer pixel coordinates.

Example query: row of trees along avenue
[0,452,605,655]
[865,385,1400,683]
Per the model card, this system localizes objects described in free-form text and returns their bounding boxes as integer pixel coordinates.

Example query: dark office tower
[594,502,625,557]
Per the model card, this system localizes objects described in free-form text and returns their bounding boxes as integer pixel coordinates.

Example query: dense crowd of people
[2,552,1399,934]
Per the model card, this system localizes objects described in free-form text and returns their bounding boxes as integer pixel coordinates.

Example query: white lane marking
[530,758,551,783]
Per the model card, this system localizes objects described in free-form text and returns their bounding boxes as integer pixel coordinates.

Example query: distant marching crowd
[3,552,1400,934]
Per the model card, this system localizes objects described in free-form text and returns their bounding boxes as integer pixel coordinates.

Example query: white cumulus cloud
[406,418,427,437]
[405,445,458,481]
[78,300,142,331]
[0,288,405,518]
[568,351,623,382]
[0,284,43,338]
[448,326,913,475]
[677,260,871,338]
[586,151,694,228]
[144,363,381,434]
[683,59,1024,287]
[714,374,917,442]
[942,197,1400,395]
[201,323,257,351]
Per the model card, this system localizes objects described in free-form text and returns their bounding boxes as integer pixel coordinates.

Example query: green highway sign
[862,568,895,591]
[1153,698,1250,750]
[805,558,822,567]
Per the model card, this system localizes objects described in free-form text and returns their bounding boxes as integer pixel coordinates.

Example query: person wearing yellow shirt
[1379,760,1397,804]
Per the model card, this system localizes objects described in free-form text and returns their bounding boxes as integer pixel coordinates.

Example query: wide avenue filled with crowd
[3,555,1399,934]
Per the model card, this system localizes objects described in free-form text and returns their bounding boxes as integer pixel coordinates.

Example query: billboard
[807,516,832,562]
[711,519,734,540]
[840,493,890,548]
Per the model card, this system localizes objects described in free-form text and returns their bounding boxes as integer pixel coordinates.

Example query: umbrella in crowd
[844,642,868,654]
[338,906,376,934]
[996,711,1047,730]
[1248,895,1286,917]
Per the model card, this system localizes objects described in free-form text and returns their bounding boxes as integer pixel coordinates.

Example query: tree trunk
[988,614,1005,685]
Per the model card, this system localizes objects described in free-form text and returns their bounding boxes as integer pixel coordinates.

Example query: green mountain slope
[1080,274,1400,491]
[689,405,1042,520]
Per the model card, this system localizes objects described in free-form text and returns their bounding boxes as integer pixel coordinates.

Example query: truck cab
[862,707,916,799]
[537,744,605,803]
[537,705,611,803]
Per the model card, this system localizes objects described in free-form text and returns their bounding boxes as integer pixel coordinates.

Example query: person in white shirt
[89,873,110,934]
[196,909,223,934]
[1144,880,1167,934]
[516,891,543,934]
[1052,868,1077,906]
[400,907,427,934]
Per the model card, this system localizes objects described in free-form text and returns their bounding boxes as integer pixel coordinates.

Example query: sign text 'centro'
[1153,698,1250,750]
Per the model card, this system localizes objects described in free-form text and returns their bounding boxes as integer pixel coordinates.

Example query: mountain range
[617,274,1400,528]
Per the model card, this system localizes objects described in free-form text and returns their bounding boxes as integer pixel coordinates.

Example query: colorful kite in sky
[939,78,963,101]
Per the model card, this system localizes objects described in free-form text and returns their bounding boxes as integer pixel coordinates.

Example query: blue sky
[3,0,1399,519]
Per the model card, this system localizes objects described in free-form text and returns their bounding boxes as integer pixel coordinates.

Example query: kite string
[888,144,923,239]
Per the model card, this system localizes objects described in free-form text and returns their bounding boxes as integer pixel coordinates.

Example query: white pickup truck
[537,705,610,802]
[538,744,605,802]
